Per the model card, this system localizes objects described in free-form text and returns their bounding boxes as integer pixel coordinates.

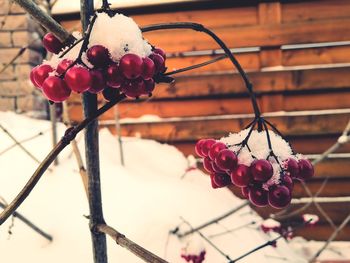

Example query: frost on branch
[30,12,166,103]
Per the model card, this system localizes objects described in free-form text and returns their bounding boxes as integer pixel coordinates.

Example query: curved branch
[141,22,261,117]
[97,224,168,263]
[0,94,126,225]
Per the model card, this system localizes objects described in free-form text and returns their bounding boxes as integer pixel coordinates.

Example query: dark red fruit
[120,53,143,79]
[195,139,206,157]
[42,76,71,102]
[43,32,64,54]
[230,164,252,187]
[32,64,53,88]
[88,70,106,94]
[30,67,40,89]
[102,87,120,101]
[143,78,155,95]
[201,139,216,157]
[249,186,268,207]
[87,45,111,68]
[106,63,124,88]
[120,78,146,98]
[210,174,220,189]
[213,173,231,188]
[208,142,226,160]
[268,185,292,209]
[215,149,238,171]
[56,59,74,75]
[149,53,165,74]
[203,157,215,173]
[281,175,293,191]
[211,160,225,173]
[241,186,250,198]
[285,158,300,178]
[64,66,91,93]
[153,48,166,60]
[251,159,273,182]
[141,57,155,80]
[298,159,314,180]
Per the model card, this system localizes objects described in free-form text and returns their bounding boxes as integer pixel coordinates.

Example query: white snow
[89,12,152,61]
[0,112,346,262]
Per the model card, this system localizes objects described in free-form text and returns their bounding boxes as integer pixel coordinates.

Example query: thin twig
[0,94,126,225]
[0,200,53,241]
[177,201,249,238]
[310,213,350,262]
[97,224,169,263]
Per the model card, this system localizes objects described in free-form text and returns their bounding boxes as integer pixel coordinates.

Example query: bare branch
[0,94,126,225]
[97,224,169,263]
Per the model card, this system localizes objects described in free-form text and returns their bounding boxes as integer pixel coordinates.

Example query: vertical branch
[114,105,125,166]
[80,1,108,263]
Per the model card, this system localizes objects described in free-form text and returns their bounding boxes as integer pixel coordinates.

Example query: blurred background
[1,0,350,247]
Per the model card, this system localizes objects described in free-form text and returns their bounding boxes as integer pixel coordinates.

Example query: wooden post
[80,1,108,262]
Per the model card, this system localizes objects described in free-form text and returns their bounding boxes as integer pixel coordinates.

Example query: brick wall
[0,0,45,113]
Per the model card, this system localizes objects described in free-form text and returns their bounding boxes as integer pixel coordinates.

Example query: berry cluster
[181,251,206,263]
[30,32,166,103]
[195,129,314,209]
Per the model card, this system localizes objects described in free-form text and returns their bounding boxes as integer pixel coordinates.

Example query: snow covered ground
[0,112,348,262]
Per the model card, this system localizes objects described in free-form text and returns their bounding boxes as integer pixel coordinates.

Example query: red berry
[215,149,238,171]
[87,45,111,68]
[251,159,273,182]
[56,59,74,75]
[281,175,293,191]
[143,78,155,95]
[230,164,252,187]
[102,87,120,101]
[268,185,292,209]
[285,158,300,178]
[88,70,106,94]
[30,67,40,89]
[106,63,124,88]
[208,142,226,160]
[211,160,225,173]
[32,64,54,88]
[298,159,314,180]
[149,53,165,74]
[43,32,64,54]
[203,157,215,173]
[213,173,231,188]
[153,48,166,60]
[249,186,268,207]
[42,76,71,102]
[120,53,143,79]
[201,139,216,157]
[142,57,155,80]
[241,186,250,198]
[64,66,91,93]
[195,139,206,157]
[210,174,220,189]
[120,78,145,98]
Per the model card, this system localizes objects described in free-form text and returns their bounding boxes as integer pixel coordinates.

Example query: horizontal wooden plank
[254,201,350,225]
[142,17,350,52]
[171,135,350,156]
[282,0,350,23]
[293,224,350,241]
[68,90,350,121]
[110,111,350,142]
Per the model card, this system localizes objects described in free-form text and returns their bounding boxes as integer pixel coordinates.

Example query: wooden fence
[58,0,350,241]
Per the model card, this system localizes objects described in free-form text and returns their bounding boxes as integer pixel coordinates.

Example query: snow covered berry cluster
[30,13,166,103]
[181,251,206,263]
[195,128,314,209]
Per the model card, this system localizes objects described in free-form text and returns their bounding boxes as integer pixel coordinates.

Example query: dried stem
[97,224,169,263]
[0,200,52,241]
[177,201,249,238]
[0,94,126,225]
